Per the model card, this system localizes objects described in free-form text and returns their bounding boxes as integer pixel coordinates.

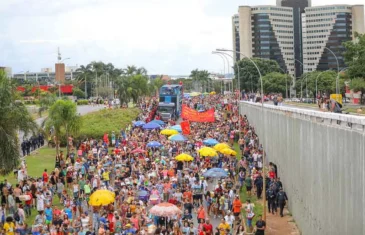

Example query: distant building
[41,68,53,73]
[302,5,365,73]
[235,5,296,78]
[0,67,12,78]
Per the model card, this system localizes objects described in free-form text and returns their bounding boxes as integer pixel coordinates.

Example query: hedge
[77,99,89,105]
[75,108,140,140]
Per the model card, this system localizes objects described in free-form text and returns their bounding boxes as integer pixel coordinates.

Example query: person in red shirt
[43,169,49,183]
[24,189,33,217]
[202,218,213,235]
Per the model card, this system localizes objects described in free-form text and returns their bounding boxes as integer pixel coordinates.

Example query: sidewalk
[265,207,300,235]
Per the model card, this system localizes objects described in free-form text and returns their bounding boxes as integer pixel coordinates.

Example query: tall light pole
[324,47,340,95]
[294,59,309,98]
[213,51,238,98]
[212,53,226,94]
[216,48,267,220]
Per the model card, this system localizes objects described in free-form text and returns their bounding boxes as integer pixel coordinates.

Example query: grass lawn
[0,147,64,224]
[1,107,140,224]
[0,147,60,185]
[77,107,140,139]
[233,143,264,226]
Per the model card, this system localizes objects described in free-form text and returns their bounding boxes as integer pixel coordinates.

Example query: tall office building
[277,0,311,77]
[235,6,296,78]
[302,5,365,73]
[232,14,240,62]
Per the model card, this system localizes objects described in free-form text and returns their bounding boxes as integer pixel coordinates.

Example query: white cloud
[1,0,364,74]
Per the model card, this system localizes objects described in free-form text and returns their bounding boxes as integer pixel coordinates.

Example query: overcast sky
[0,0,364,75]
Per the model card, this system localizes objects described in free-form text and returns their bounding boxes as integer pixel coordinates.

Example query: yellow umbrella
[220,148,237,156]
[214,143,231,151]
[210,91,216,95]
[89,190,115,206]
[160,129,179,136]
[198,147,217,157]
[190,92,201,97]
[175,153,194,162]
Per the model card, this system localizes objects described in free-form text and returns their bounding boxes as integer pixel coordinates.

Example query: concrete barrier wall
[239,101,365,235]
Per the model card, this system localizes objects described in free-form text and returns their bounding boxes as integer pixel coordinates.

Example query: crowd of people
[21,135,45,157]
[1,92,288,235]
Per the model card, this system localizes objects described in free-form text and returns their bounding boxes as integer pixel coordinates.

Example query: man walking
[276,188,288,217]
[266,186,276,214]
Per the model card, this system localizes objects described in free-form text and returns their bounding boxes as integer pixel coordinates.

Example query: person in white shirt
[224,211,235,232]
[36,191,45,212]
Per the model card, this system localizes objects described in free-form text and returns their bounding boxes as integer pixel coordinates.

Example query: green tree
[235,58,281,92]
[0,70,37,174]
[148,78,165,96]
[44,100,82,155]
[262,72,291,97]
[72,88,86,99]
[190,69,210,82]
[38,92,57,117]
[343,32,365,79]
[350,78,365,104]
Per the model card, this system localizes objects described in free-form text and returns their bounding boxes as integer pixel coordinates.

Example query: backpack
[14,210,20,222]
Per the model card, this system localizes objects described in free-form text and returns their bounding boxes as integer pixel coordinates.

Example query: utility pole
[95,72,98,97]
[85,75,87,99]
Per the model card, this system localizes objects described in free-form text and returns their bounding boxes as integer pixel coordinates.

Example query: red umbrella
[131,148,146,154]
[150,202,182,217]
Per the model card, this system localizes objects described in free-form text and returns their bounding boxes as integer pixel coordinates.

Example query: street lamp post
[324,47,340,95]
[212,51,235,93]
[212,53,226,93]
[216,48,267,220]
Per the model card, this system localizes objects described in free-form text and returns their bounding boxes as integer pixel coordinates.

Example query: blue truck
[157,84,183,121]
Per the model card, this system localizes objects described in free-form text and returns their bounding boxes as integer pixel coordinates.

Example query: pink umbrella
[131,148,146,154]
[150,202,182,217]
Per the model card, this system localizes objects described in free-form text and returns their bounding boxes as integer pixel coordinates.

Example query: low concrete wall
[239,101,365,235]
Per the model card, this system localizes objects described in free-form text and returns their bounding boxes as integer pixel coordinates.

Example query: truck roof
[158,102,175,107]
[161,85,182,88]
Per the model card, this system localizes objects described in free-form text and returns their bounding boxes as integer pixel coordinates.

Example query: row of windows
[278,35,294,39]
[306,24,331,28]
[307,35,327,39]
[274,24,293,28]
[306,12,336,17]
[252,7,292,12]
[305,6,351,12]
[270,13,292,18]
[306,52,321,55]
[280,41,294,44]
[306,18,334,23]
[306,29,329,33]
[276,30,293,33]
[272,18,292,23]
[281,47,294,50]
[306,46,322,49]
[284,52,294,55]
[305,40,325,44]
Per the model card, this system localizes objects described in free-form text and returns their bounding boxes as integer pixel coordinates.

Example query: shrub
[75,108,140,141]
[77,99,89,105]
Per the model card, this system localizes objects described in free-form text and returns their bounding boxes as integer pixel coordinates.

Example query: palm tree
[125,65,138,75]
[136,67,148,76]
[44,99,81,156]
[0,71,37,174]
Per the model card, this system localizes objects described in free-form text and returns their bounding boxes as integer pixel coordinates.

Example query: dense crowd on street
[1,92,288,235]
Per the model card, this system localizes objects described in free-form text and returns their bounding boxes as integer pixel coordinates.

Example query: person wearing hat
[124,223,136,234]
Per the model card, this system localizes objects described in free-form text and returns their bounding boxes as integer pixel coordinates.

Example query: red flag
[180,121,191,135]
